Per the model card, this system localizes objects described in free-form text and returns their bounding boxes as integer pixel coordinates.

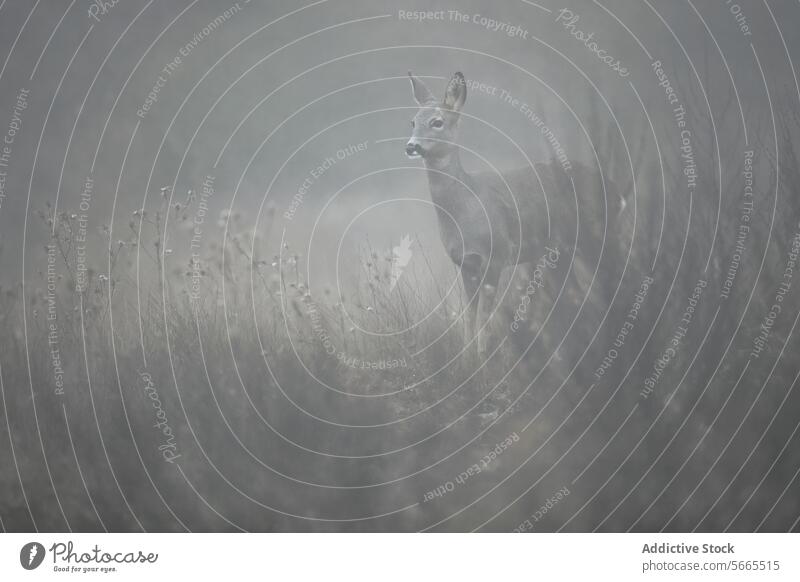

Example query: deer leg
[460,254,483,349]
[476,267,502,355]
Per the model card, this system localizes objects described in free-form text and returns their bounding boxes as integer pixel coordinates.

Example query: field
[2,137,800,532]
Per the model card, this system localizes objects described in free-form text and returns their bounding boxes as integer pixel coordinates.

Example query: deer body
[407,72,620,352]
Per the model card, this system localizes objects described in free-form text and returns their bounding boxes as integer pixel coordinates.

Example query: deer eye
[430,118,444,129]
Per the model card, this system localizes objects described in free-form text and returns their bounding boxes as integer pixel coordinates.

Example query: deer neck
[423,151,471,211]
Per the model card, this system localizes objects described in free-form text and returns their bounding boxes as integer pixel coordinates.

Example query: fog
[1,0,799,532]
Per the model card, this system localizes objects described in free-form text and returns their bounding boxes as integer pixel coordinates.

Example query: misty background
[0,0,799,532]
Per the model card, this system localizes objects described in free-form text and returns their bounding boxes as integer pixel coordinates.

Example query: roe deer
[406,71,624,353]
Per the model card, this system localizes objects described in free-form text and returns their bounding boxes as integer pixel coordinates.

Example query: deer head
[406,71,467,161]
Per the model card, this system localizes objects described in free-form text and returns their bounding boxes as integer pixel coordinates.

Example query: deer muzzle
[405,142,423,158]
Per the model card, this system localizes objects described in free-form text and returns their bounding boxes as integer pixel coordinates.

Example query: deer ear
[443,72,467,112]
[408,72,435,106]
